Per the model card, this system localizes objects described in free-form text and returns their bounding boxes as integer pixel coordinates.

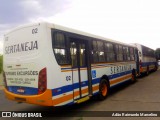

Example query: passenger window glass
[92,41,98,63]
[116,45,123,61]
[97,41,105,62]
[91,40,105,63]
[80,44,86,67]
[54,33,65,48]
[70,42,77,67]
[105,43,115,62]
[53,32,69,64]
[130,48,135,60]
[123,46,130,61]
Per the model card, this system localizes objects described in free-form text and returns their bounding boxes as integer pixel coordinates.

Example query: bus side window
[105,43,115,62]
[53,32,69,64]
[116,45,123,61]
[123,46,130,61]
[123,46,127,61]
[92,40,99,63]
[97,41,105,62]
[130,47,135,61]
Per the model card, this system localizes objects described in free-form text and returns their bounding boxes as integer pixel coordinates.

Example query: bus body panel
[4,23,48,95]
[134,43,157,74]
[91,62,136,95]
[3,22,137,106]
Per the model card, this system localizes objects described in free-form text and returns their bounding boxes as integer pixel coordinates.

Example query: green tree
[0,55,3,73]
[155,48,160,60]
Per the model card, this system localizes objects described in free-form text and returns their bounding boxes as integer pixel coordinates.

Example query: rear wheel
[99,79,109,100]
[146,66,149,76]
[154,64,158,71]
[131,70,136,83]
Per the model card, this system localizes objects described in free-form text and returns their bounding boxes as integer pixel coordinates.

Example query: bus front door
[70,40,89,100]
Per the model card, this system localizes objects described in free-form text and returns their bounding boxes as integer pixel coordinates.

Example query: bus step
[76,96,90,104]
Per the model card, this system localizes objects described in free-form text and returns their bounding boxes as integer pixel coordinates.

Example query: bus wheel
[154,64,158,71]
[99,79,109,100]
[146,66,149,76]
[131,70,136,83]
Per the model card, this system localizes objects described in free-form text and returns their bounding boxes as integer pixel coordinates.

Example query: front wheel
[99,79,109,100]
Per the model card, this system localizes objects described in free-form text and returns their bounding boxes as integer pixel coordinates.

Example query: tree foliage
[0,55,3,73]
[155,48,160,60]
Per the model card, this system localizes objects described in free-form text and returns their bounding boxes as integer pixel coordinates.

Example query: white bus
[3,22,137,106]
[133,43,157,75]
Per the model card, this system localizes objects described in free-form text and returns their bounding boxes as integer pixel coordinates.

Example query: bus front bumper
[4,88,53,106]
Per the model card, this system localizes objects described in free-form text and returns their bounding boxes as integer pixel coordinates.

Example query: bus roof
[5,22,135,47]
[133,43,155,51]
[4,22,41,36]
[48,23,135,47]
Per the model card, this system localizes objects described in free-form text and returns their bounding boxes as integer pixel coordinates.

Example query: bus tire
[131,69,136,83]
[99,79,109,100]
[146,66,149,76]
[154,64,158,71]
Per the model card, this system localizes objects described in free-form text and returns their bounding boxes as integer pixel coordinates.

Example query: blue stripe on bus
[52,80,89,96]
[61,66,87,70]
[52,70,132,96]
[141,62,156,67]
[110,78,131,88]
[7,86,38,95]
[92,70,132,85]
[92,77,132,96]
[52,84,73,96]
[108,70,132,79]
[7,70,132,96]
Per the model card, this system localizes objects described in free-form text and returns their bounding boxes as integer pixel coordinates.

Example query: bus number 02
[32,28,38,34]
[66,76,71,81]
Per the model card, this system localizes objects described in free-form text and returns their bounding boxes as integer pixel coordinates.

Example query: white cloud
[1,0,160,53]
[40,0,160,50]
[20,0,43,16]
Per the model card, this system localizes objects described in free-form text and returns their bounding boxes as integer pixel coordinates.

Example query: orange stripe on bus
[60,65,71,67]
[110,74,132,85]
[92,85,99,91]
[61,70,72,72]
[91,61,135,65]
[53,87,89,105]
[74,90,80,97]
[74,87,89,96]
[92,66,108,69]
[61,68,87,72]
[52,94,73,105]
[81,87,88,94]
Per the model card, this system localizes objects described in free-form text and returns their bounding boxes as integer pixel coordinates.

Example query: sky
[0,0,160,54]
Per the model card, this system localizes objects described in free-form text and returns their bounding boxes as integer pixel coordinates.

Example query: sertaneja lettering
[5,41,38,54]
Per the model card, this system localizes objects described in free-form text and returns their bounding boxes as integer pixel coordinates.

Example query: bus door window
[130,48,135,61]
[70,42,77,67]
[79,43,86,67]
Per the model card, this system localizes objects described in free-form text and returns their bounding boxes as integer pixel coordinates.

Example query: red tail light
[38,68,47,94]
[3,72,8,89]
